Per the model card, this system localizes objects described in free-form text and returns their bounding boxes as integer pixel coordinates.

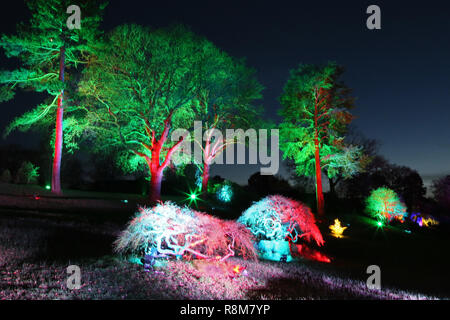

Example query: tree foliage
[0,0,105,142]
[79,24,234,174]
[279,62,358,178]
[279,62,361,214]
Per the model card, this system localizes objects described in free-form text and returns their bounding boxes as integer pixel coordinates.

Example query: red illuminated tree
[279,63,357,216]
[0,0,105,194]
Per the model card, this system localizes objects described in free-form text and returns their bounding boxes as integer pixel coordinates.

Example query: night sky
[1,0,449,189]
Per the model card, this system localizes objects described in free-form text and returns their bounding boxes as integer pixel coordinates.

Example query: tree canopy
[279,62,361,215]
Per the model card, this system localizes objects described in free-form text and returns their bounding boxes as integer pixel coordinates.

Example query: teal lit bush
[216,184,233,203]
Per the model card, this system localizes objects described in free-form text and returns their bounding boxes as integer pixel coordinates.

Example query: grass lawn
[0,186,449,300]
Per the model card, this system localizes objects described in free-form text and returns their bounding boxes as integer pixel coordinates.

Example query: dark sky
[1,0,449,188]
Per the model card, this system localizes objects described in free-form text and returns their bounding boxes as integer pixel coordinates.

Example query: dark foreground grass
[0,207,447,300]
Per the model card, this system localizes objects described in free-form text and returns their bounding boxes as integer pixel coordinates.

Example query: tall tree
[279,63,358,216]
[193,59,263,192]
[0,0,106,194]
[79,24,237,202]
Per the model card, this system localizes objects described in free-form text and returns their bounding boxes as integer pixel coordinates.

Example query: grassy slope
[0,185,448,299]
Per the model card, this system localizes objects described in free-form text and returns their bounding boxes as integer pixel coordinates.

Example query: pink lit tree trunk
[134,112,184,203]
[199,125,229,193]
[51,46,65,195]
[314,138,325,216]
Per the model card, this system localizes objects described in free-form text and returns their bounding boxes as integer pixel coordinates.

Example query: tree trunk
[51,45,65,195]
[314,140,325,216]
[142,111,185,203]
[329,177,340,200]
[149,167,163,203]
[201,162,210,193]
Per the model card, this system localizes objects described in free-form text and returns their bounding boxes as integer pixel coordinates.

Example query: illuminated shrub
[366,187,407,223]
[216,184,233,203]
[238,195,324,246]
[14,161,39,185]
[114,202,256,261]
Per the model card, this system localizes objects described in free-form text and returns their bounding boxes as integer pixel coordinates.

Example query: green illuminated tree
[366,187,407,222]
[279,63,358,216]
[0,0,106,194]
[79,24,239,202]
[193,60,263,192]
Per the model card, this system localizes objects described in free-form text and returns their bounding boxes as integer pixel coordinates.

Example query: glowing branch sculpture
[114,202,256,262]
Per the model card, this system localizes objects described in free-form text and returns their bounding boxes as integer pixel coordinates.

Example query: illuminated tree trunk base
[51,96,63,195]
[314,141,324,216]
[201,162,210,193]
[149,168,163,203]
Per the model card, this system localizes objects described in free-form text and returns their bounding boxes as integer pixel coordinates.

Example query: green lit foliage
[366,187,407,223]
[0,0,106,139]
[14,161,39,185]
[216,184,233,203]
[279,62,360,214]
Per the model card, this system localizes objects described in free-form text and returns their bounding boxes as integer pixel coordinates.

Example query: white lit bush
[114,201,256,261]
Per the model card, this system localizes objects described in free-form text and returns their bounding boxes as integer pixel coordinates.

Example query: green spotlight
[45,185,51,190]
[377,221,383,227]
[184,189,200,206]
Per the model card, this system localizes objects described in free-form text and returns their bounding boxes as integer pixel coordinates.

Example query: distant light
[122,199,128,203]
[45,185,51,190]
[377,221,383,227]
[404,230,411,234]
[190,193,197,200]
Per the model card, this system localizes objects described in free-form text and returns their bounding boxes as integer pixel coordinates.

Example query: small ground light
[185,190,201,206]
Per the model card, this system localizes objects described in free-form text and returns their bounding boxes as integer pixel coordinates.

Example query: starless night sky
[0,0,449,188]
